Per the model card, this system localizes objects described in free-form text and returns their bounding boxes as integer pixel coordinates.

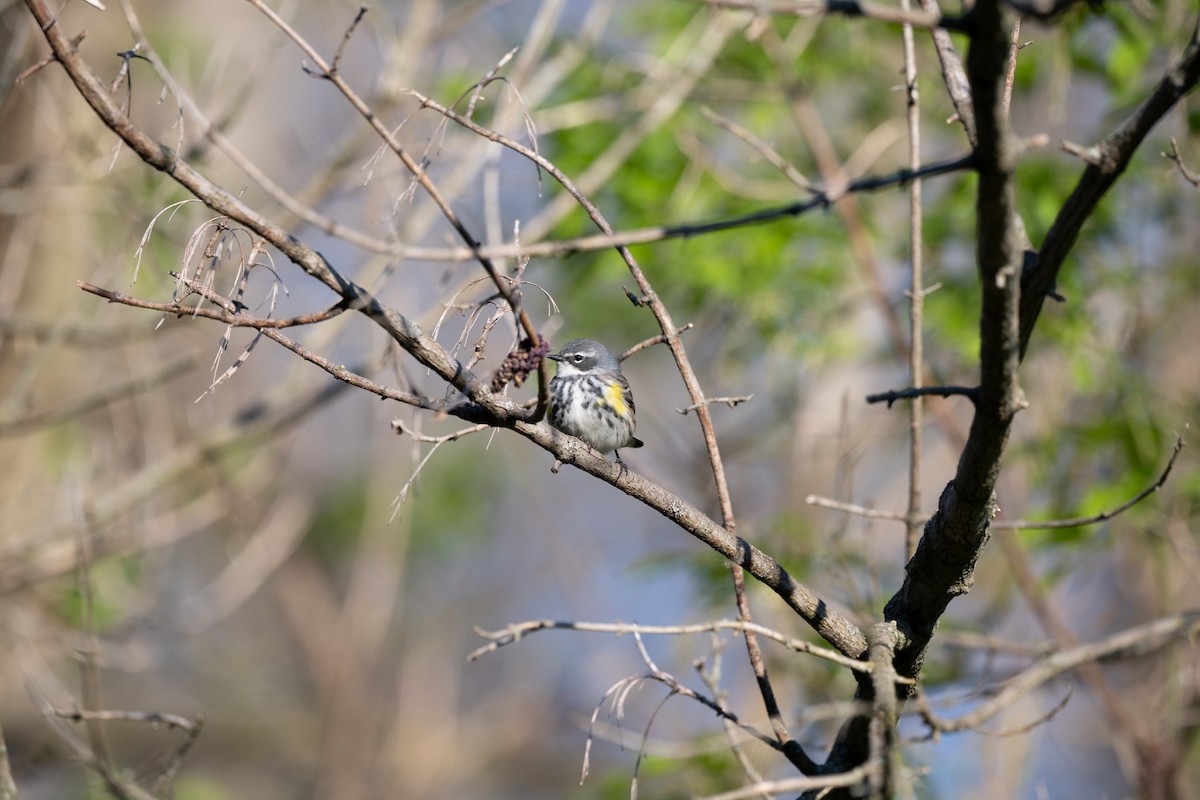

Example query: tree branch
[882,0,1023,663]
[821,0,1026,786]
[692,0,967,31]
[1019,20,1200,358]
[917,610,1200,734]
[865,385,979,408]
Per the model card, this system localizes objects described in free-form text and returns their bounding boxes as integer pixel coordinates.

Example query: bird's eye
[573,354,584,362]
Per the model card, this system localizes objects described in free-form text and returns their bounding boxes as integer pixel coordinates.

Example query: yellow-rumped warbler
[548,338,644,460]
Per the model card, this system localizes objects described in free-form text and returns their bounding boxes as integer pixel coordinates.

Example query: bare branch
[78,280,347,328]
[812,427,1186,538]
[327,5,367,75]
[677,395,754,415]
[54,707,200,734]
[695,637,771,793]
[691,0,965,31]
[901,0,926,564]
[618,324,693,362]
[1163,136,1200,188]
[729,566,819,775]
[865,385,979,408]
[470,618,884,675]
[919,0,976,145]
[27,684,157,800]
[627,632,788,755]
[865,624,901,798]
[917,610,1200,734]
[805,496,911,522]
[996,429,1187,530]
[391,420,491,444]
[701,105,815,191]
[50,708,204,797]
[244,0,547,402]
[697,763,879,800]
[1020,21,1200,357]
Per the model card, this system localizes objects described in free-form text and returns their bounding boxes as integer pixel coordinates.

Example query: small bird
[547,338,644,462]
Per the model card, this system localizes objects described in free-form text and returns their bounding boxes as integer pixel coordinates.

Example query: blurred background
[1,0,1198,797]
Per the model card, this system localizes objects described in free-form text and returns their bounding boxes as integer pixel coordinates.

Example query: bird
[547,338,644,463]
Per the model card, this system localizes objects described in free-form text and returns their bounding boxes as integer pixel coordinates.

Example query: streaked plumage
[548,338,644,457]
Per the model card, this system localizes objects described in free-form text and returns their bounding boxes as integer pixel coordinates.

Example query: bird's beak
[547,353,563,362]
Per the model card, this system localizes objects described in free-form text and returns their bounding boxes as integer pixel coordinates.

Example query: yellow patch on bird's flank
[602,381,628,415]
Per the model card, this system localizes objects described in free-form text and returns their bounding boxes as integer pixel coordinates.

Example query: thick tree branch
[818,1,1023,788]
[884,0,1022,676]
[513,419,869,657]
[818,10,1200,792]
[865,624,901,799]
[1019,21,1200,358]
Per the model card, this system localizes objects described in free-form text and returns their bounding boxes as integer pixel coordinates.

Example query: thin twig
[54,708,200,733]
[919,0,976,145]
[469,618,888,676]
[901,0,925,563]
[915,610,1200,735]
[731,565,819,775]
[696,763,878,800]
[328,5,367,75]
[806,495,912,522]
[692,0,964,31]
[995,429,1186,529]
[26,684,157,800]
[618,323,693,361]
[245,0,550,419]
[700,106,815,191]
[627,632,787,754]
[1163,136,1200,188]
[695,637,770,795]
[677,395,754,415]
[79,281,346,328]
[169,277,441,410]
[15,29,86,83]
[151,712,205,794]
[1001,19,1022,119]
[390,419,490,444]
[865,385,979,408]
[807,429,1187,533]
